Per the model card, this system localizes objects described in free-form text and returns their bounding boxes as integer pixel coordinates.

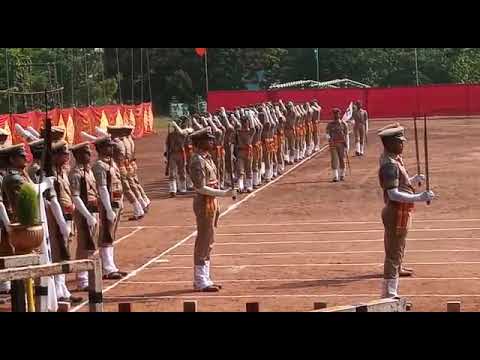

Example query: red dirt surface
[2,118,479,312]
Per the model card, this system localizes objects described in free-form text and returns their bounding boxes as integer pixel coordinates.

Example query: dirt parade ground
[2,117,478,312]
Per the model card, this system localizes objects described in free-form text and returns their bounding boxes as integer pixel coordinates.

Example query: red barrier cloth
[208,84,480,120]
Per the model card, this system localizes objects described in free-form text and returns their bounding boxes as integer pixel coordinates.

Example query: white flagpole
[205,50,209,95]
[415,48,420,86]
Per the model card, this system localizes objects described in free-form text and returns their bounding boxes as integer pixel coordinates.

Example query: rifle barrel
[414,116,422,186]
[424,115,431,205]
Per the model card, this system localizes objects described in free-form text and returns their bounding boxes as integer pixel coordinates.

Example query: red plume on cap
[195,48,207,57]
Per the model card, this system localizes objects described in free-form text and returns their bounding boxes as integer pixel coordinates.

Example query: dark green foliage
[16,183,40,226]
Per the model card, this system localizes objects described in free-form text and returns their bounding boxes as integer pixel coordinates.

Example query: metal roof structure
[269,78,371,90]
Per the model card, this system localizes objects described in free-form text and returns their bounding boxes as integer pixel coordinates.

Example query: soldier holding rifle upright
[377,124,435,298]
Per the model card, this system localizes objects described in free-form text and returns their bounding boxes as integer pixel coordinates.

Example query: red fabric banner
[133,104,145,138]
[0,102,153,145]
[11,112,39,144]
[207,90,269,112]
[207,85,480,120]
[73,108,95,144]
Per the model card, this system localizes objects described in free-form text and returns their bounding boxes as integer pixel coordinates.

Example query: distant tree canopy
[0,48,479,114]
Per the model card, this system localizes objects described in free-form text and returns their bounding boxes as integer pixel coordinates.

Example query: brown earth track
[2,118,479,312]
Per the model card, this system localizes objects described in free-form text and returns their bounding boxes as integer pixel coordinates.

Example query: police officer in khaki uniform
[100,126,146,221]
[206,115,226,190]
[69,142,100,291]
[27,139,44,183]
[92,136,127,280]
[1,144,35,223]
[121,128,151,212]
[284,102,297,164]
[166,119,191,196]
[189,127,236,292]
[260,108,273,183]
[236,112,256,193]
[48,141,83,303]
[274,103,286,175]
[294,105,305,161]
[219,109,236,189]
[123,130,151,209]
[251,109,263,188]
[310,100,322,152]
[326,108,349,182]
[378,125,434,298]
[352,100,369,156]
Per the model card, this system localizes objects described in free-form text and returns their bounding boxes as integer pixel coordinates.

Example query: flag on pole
[195,48,207,57]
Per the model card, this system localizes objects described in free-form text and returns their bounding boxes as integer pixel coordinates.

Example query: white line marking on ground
[70,144,329,312]
[219,218,480,227]
[122,277,480,285]
[119,218,480,230]
[168,249,480,257]
[102,294,480,300]
[119,225,195,230]
[92,227,143,256]
[179,238,480,246]
[216,228,480,236]
[143,261,480,270]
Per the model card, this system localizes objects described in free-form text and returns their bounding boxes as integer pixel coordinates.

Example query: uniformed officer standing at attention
[189,127,236,292]
[47,141,83,304]
[69,142,99,291]
[326,108,349,182]
[352,100,369,157]
[378,124,435,298]
[92,136,127,280]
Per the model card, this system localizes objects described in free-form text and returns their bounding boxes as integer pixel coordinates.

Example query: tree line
[0,48,478,114]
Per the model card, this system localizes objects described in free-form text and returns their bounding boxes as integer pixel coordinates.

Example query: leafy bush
[16,183,40,226]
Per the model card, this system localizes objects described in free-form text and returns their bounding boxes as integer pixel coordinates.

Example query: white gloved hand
[35,177,55,194]
[46,177,56,190]
[222,189,236,198]
[325,134,331,141]
[86,215,97,228]
[410,174,426,184]
[106,209,116,223]
[60,222,71,240]
[418,190,435,202]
